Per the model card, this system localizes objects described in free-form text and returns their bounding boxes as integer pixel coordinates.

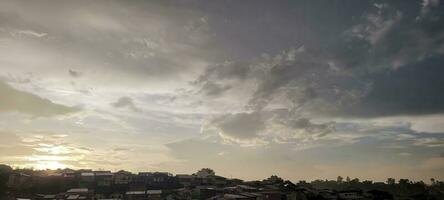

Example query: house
[150,172,175,188]
[236,185,259,192]
[96,199,122,200]
[318,190,338,200]
[152,172,171,182]
[365,190,393,200]
[239,193,263,200]
[337,190,365,200]
[7,173,33,190]
[64,188,93,200]
[108,193,124,200]
[36,194,57,200]
[94,171,113,187]
[136,172,176,189]
[68,189,88,193]
[222,194,257,200]
[79,172,95,188]
[199,188,219,199]
[113,170,132,185]
[126,191,146,200]
[212,176,228,186]
[147,190,162,200]
[260,191,284,200]
[95,193,108,199]
[176,174,194,187]
[62,169,77,178]
[208,193,261,200]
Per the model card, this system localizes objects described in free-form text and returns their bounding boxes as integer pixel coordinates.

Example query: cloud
[422,0,440,8]
[2,28,49,39]
[342,2,444,69]
[420,0,440,16]
[111,97,142,112]
[199,82,232,97]
[195,61,251,85]
[68,69,82,78]
[414,138,444,147]
[336,57,444,117]
[0,0,214,93]
[113,147,131,152]
[269,117,335,143]
[0,80,78,116]
[210,112,265,140]
[345,8,402,45]
[191,6,444,118]
[206,109,335,147]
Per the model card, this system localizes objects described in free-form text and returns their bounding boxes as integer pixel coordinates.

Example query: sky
[0,0,444,182]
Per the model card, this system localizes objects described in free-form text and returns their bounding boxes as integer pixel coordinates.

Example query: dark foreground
[0,165,443,200]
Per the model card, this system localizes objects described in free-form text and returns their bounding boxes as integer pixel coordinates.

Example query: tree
[266,175,284,184]
[387,178,396,185]
[337,176,343,183]
[346,176,351,182]
[351,178,360,183]
[0,165,13,196]
[195,168,215,177]
[399,179,410,185]
[431,178,436,185]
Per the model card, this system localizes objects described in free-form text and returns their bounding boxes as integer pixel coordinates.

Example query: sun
[33,161,68,170]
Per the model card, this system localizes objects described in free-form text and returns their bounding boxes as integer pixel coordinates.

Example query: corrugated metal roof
[126,191,145,195]
[67,188,88,193]
[146,190,162,194]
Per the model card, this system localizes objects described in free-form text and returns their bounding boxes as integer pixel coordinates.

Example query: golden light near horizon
[29,161,68,170]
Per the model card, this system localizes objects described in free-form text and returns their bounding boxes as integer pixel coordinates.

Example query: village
[1,165,443,200]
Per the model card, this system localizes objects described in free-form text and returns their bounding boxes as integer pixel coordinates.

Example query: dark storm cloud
[0,80,78,116]
[190,0,368,59]
[339,57,444,117]
[336,1,444,70]
[185,0,444,151]
[192,0,444,118]
[247,48,330,111]
[323,1,444,117]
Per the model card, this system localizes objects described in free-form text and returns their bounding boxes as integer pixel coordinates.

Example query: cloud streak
[0,80,78,116]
